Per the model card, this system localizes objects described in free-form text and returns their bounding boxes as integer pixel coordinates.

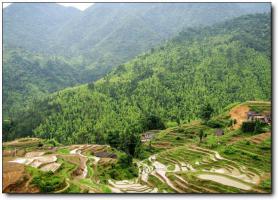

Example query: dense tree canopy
[3,4,270,119]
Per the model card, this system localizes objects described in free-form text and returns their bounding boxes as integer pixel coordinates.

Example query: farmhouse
[95,152,117,159]
[215,129,224,136]
[247,111,271,124]
[141,130,160,142]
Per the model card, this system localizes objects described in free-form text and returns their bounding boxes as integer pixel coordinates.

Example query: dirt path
[229,104,250,129]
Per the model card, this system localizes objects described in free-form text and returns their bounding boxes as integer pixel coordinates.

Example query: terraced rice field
[3,137,270,193]
[2,101,271,193]
[133,141,270,193]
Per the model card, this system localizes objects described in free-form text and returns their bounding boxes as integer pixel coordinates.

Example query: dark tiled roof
[215,129,224,136]
[95,151,117,158]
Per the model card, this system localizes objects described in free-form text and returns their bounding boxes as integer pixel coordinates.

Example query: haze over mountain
[3,3,270,118]
[4,3,269,60]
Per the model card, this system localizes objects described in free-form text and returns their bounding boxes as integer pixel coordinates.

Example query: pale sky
[3,3,94,11]
[58,3,94,11]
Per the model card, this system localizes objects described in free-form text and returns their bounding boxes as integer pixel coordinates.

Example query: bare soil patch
[229,104,250,129]
[3,158,39,193]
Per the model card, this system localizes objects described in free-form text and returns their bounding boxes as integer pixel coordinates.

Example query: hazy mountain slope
[7,14,271,143]
[4,3,270,74]
[51,3,270,79]
[3,3,81,52]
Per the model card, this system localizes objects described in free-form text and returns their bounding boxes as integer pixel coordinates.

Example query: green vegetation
[199,104,214,122]
[57,148,70,154]
[98,154,138,182]
[259,179,271,192]
[2,48,85,120]
[241,121,269,134]
[79,179,112,193]
[4,99,271,193]
[148,175,175,193]
[64,183,81,193]
[32,172,65,193]
[219,138,271,173]
[27,167,65,193]
[4,4,268,120]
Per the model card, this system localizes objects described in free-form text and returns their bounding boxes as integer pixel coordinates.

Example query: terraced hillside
[3,101,271,193]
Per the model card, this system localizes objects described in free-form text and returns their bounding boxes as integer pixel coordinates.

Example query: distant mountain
[3,3,81,52]
[8,14,271,143]
[3,3,270,118]
[4,3,270,74]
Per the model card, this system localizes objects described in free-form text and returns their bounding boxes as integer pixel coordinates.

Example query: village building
[215,129,224,136]
[141,130,160,142]
[95,151,117,159]
[247,111,271,124]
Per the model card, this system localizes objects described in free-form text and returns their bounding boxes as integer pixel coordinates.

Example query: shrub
[46,138,60,147]
[199,103,214,121]
[260,179,271,190]
[250,153,260,161]
[144,114,165,130]
[32,172,65,192]
[206,119,223,128]
[176,136,181,140]
[223,146,237,155]
[166,121,178,128]
[37,142,43,147]
[241,121,256,132]
[118,154,133,168]
[206,134,218,148]
[242,121,267,134]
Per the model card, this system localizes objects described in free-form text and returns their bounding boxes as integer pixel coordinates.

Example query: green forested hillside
[3,3,270,119]
[6,14,271,144]
[3,48,85,118]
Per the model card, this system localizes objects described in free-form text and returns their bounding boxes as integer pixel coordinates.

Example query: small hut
[95,152,117,159]
[215,129,224,136]
[247,111,271,124]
